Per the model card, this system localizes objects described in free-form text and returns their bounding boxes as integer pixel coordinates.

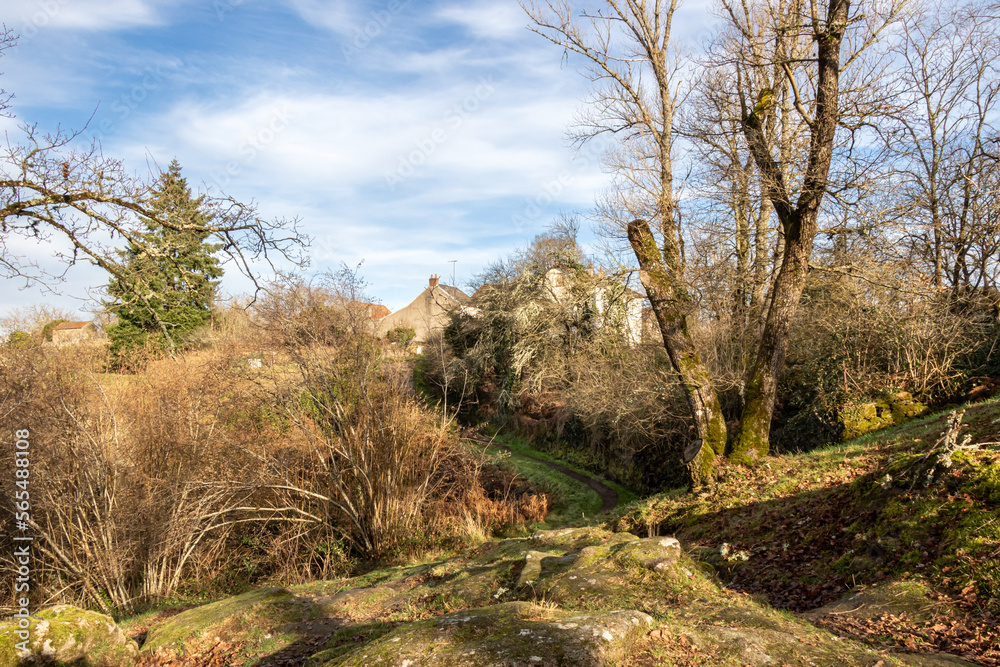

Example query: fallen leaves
[814,610,1000,666]
[138,638,237,667]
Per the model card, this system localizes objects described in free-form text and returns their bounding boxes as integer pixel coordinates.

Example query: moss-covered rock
[530,527,637,552]
[516,551,574,589]
[445,563,518,608]
[800,581,978,666]
[141,586,294,654]
[0,605,138,667]
[311,585,399,619]
[839,392,928,441]
[803,580,958,625]
[118,522,993,666]
[613,536,681,572]
[315,601,653,666]
[840,401,894,440]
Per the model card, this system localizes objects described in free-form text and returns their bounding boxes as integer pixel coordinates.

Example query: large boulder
[839,392,928,440]
[0,605,138,666]
[614,536,681,572]
[309,601,653,667]
[516,551,576,589]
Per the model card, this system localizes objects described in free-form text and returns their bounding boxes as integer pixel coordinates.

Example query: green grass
[491,433,639,507]
[463,435,609,528]
[504,453,604,527]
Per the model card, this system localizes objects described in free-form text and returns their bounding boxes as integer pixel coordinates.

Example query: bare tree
[880,0,1000,292]
[522,0,727,487]
[715,0,906,460]
[0,26,12,117]
[0,303,79,338]
[525,0,907,473]
[680,65,781,377]
[0,33,308,319]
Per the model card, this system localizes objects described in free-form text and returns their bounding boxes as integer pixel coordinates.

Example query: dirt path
[464,435,618,512]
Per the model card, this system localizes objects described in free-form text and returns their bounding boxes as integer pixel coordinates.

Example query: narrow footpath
[463,434,619,512]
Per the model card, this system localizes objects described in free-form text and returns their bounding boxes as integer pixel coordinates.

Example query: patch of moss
[0,605,138,667]
[962,455,1000,504]
[840,392,928,441]
[840,401,895,440]
[321,601,654,667]
[304,622,397,666]
[141,587,294,654]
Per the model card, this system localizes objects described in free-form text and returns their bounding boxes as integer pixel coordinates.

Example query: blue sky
[0,0,711,318]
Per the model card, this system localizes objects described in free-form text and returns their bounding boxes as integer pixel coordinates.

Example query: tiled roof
[350,301,391,321]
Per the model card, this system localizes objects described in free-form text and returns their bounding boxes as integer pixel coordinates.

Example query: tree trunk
[729,215,814,461]
[628,219,727,487]
[732,155,754,326]
[750,195,771,315]
[730,0,850,460]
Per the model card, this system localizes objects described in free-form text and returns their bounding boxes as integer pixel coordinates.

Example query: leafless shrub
[246,267,532,559]
[424,447,548,544]
[0,345,274,612]
[0,279,543,614]
[786,275,995,402]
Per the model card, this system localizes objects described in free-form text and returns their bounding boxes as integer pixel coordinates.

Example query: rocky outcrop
[136,526,969,665]
[310,602,653,667]
[141,586,294,656]
[21,526,972,666]
[839,391,928,440]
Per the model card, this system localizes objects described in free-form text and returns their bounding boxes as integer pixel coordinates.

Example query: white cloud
[0,230,109,317]
[436,1,527,40]
[121,73,594,200]
[0,115,19,135]
[103,75,607,308]
[7,0,165,34]
[282,0,357,35]
[1,1,627,312]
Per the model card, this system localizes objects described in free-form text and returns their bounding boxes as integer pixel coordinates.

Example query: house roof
[352,301,391,321]
[471,284,493,301]
[53,321,94,331]
[431,284,471,304]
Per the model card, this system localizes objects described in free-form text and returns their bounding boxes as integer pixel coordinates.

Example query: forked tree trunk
[730,215,816,461]
[628,219,727,487]
[730,0,851,461]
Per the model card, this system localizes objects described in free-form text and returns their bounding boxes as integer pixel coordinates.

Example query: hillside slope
[5,398,998,666]
[611,398,1000,662]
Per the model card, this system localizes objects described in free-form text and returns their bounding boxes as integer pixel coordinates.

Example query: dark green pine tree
[106,160,223,362]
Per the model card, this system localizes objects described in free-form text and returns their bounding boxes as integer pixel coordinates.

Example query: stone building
[50,321,98,346]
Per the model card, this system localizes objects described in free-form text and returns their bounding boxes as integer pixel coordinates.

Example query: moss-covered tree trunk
[730,220,815,462]
[729,0,850,461]
[628,220,727,487]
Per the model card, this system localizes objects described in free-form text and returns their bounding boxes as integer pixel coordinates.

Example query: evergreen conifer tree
[105,160,222,361]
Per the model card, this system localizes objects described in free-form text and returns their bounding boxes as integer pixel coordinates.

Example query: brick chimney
[429,274,439,287]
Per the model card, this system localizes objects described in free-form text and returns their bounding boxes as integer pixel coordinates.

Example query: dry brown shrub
[781,277,998,404]
[423,448,548,545]
[0,341,303,613]
[0,282,544,614]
